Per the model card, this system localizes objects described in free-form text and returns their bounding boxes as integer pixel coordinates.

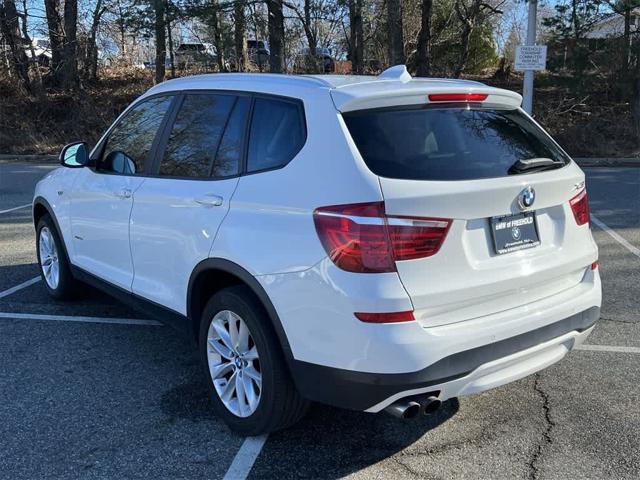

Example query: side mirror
[60,142,89,168]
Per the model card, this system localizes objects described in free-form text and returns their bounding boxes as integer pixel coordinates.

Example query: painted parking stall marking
[223,435,269,480]
[576,344,640,354]
[591,214,640,258]
[0,311,162,326]
[0,276,41,299]
[0,203,31,215]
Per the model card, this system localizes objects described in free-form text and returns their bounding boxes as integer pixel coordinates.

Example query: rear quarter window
[246,97,306,173]
[343,106,571,181]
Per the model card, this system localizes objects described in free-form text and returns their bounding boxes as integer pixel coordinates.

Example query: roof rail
[378,65,412,83]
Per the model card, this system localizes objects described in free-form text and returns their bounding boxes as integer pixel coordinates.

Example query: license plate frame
[490,211,540,255]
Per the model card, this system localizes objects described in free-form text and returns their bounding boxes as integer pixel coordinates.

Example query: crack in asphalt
[601,316,637,325]
[392,455,443,480]
[528,374,555,480]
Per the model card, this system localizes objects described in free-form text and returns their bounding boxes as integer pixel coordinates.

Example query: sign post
[518,0,540,115]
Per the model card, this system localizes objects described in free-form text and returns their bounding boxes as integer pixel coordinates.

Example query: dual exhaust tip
[385,395,442,419]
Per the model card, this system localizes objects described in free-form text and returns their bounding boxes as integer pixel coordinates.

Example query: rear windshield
[343,106,571,181]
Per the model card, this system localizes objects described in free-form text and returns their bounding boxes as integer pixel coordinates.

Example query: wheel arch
[187,258,294,361]
[32,196,71,262]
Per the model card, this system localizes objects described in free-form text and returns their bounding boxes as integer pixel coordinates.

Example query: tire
[36,214,79,300]
[199,286,308,435]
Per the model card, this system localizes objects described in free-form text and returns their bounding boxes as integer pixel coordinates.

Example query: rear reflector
[354,311,415,323]
[428,93,488,102]
[569,188,590,226]
[591,261,598,270]
[313,202,451,273]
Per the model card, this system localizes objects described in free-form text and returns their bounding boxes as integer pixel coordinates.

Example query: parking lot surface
[1,160,639,479]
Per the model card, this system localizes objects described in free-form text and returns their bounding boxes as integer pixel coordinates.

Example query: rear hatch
[342,98,596,327]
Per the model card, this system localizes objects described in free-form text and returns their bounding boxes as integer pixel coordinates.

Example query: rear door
[129,92,249,314]
[70,95,174,289]
[343,103,597,327]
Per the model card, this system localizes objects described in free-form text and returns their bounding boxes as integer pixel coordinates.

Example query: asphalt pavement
[0,160,638,479]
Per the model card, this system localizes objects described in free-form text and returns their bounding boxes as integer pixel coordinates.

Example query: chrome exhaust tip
[384,400,421,419]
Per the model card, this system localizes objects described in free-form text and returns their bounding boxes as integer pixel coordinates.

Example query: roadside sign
[515,45,547,71]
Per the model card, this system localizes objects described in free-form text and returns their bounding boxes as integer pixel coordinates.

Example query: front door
[70,95,174,289]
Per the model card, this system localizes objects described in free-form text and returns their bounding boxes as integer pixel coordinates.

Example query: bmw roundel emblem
[518,186,536,210]
[511,226,521,240]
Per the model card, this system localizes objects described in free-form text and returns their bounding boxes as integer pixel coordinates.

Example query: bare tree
[348,0,363,73]
[453,0,503,78]
[415,0,432,76]
[59,0,79,88]
[0,0,31,91]
[20,0,43,89]
[267,0,285,72]
[85,0,107,80]
[387,0,405,65]
[234,0,248,71]
[43,0,64,74]
[153,0,166,83]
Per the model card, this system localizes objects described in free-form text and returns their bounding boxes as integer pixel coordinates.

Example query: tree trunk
[21,0,43,89]
[43,0,64,73]
[234,0,247,71]
[386,0,405,65]
[154,0,166,83]
[415,0,432,77]
[166,10,175,78]
[453,0,481,78]
[85,0,104,81]
[623,6,631,78]
[0,0,31,91]
[267,0,285,72]
[59,0,79,88]
[348,0,363,73]
[211,1,225,72]
[116,0,127,62]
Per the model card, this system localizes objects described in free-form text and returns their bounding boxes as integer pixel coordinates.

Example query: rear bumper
[290,306,599,412]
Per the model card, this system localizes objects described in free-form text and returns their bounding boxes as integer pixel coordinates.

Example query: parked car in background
[174,43,218,69]
[294,47,335,73]
[33,65,600,435]
[247,40,270,69]
[24,38,52,67]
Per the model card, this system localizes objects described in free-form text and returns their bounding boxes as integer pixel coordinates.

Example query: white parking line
[223,435,269,480]
[576,344,640,354]
[0,276,41,299]
[0,312,162,326]
[0,203,31,215]
[591,214,640,258]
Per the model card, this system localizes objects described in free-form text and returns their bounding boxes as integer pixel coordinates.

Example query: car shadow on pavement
[251,398,460,478]
[0,262,147,319]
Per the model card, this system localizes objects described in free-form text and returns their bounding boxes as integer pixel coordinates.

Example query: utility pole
[522,0,538,114]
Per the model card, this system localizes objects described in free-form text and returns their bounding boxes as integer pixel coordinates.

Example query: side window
[247,97,305,173]
[214,96,250,177]
[159,94,238,178]
[100,96,173,175]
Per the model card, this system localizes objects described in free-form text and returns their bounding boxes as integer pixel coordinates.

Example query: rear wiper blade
[508,157,564,174]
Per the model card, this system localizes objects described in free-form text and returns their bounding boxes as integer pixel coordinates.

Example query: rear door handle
[194,194,223,207]
[115,188,132,199]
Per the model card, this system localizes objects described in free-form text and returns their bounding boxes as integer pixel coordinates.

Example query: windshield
[343,105,571,181]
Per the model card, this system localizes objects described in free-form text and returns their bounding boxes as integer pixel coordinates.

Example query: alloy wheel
[207,310,262,417]
[39,227,60,290]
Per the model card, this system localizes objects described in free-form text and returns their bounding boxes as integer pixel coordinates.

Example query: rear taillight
[313,202,451,273]
[428,93,488,102]
[570,189,589,226]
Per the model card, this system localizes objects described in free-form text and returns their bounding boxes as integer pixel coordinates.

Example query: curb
[574,158,640,168]
[0,154,57,164]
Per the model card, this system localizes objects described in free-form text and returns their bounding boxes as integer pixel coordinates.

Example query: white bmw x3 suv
[33,66,601,434]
